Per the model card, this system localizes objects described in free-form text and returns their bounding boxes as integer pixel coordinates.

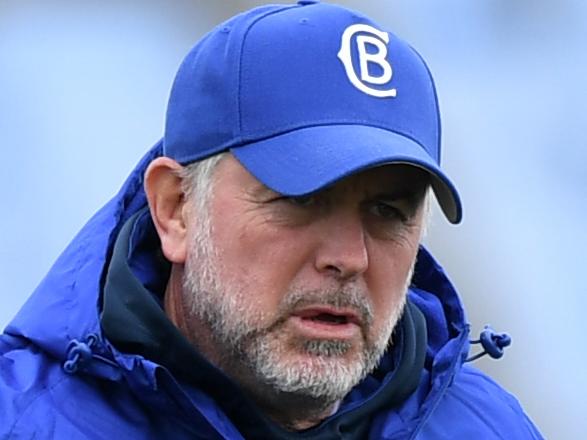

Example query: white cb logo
[337,24,397,98]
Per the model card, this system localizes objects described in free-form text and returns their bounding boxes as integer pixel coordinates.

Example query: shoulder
[453,365,530,410]
[0,335,229,439]
[414,364,543,439]
[0,336,146,439]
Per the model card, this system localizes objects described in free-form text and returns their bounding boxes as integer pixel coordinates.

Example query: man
[0,1,542,438]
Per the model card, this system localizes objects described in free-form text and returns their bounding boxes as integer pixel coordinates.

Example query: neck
[253,391,341,430]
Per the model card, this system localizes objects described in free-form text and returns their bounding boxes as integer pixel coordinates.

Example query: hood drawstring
[63,334,98,374]
[466,325,512,362]
[63,334,122,380]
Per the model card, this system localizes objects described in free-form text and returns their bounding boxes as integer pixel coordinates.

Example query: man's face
[181,155,428,408]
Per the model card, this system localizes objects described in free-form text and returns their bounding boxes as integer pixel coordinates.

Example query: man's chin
[241,341,372,401]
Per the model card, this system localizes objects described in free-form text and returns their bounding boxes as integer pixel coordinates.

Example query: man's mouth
[294,307,361,325]
[288,306,363,340]
[309,313,348,324]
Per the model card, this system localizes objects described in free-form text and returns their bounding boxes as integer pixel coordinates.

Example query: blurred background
[1,1,585,437]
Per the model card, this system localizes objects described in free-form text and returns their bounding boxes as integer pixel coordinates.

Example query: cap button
[297,0,319,5]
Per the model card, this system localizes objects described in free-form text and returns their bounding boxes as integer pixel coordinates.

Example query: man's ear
[144,157,188,264]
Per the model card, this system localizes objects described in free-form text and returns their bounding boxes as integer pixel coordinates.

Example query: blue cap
[164,1,462,223]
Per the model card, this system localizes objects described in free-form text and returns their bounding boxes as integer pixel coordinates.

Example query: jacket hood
[5,140,162,360]
[6,139,468,363]
[4,139,471,436]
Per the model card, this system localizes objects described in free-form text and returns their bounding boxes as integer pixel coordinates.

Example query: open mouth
[288,307,362,340]
[308,313,349,324]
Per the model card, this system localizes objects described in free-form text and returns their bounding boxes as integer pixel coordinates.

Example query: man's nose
[314,213,369,280]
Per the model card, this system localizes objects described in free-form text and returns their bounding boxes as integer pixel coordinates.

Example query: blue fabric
[0,140,541,439]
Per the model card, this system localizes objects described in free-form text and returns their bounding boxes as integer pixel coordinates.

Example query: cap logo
[337,24,397,98]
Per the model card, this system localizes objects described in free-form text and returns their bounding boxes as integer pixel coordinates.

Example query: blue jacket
[1,141,543,439]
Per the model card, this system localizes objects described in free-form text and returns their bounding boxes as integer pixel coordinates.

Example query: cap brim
[231,125,462,224]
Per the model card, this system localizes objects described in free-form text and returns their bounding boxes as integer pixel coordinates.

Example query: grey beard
[304,339,352,357]
[183,269,406,405]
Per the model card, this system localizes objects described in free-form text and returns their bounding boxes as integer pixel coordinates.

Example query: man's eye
[369,202,406,221]
[287,195,316,207]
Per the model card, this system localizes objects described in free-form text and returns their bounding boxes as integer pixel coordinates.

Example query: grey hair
[175,152,228,215]
[420,186,433,241]
[175,153,227,289]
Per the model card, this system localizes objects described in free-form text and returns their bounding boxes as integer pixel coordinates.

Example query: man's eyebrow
[374,188,426,202]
